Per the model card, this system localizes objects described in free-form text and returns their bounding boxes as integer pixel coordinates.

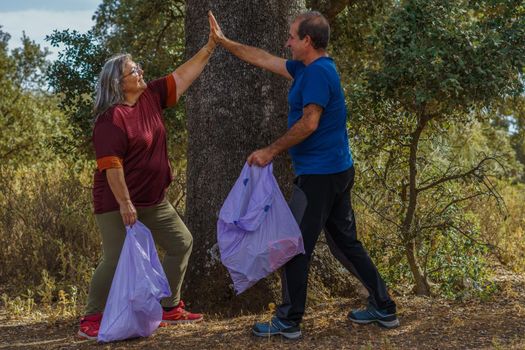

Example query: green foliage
[369,0,525,115]
[46,29,109,147]
[329,0,395,75]
[425,221,492,299]
[0,28,74,167]
[7,32,49,89]
[93,0,185,75]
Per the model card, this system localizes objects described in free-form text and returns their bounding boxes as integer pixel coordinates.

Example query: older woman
[77,15,216,340]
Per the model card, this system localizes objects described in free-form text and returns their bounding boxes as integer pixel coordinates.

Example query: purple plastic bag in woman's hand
[98,221,171,342]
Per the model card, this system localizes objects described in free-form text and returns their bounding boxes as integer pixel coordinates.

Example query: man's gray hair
[93,53,131,118]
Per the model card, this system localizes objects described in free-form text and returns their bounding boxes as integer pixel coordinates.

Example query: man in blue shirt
[210,11,398,338]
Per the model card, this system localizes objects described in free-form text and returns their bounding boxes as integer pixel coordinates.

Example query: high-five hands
[208,11,225,45]
[206,11,218,52]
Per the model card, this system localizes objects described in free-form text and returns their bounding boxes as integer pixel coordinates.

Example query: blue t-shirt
[286,57,353,175]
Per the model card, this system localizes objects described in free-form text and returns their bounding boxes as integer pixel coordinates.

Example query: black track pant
[276,166,396,324]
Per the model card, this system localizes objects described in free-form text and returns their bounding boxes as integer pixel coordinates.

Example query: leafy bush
[0,161,98,304]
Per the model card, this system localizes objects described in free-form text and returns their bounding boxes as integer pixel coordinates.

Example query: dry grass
[1,268,524,350]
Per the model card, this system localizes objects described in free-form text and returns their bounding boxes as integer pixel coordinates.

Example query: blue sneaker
[252,316,302,339]
[348,305,400,328]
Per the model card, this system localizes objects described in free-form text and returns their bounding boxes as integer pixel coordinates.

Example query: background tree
[46,29,108,151]
[0,28,70,167]
[347,0,525,295]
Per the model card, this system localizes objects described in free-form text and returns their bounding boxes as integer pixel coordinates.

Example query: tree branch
[308,0,355,23]
[448,223,496,249]
[417,156,498,193]
[437,191,486,217]
[353,191,402,229]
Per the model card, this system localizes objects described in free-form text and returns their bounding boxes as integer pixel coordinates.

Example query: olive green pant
[85,199,193,315]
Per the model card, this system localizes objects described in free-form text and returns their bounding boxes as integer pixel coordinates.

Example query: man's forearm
[268,105,322,156]
[267,117,317,157]
[221,38,273,69]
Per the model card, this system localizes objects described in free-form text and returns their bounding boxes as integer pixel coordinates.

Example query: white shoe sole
[349,317,400,328]
[163,317,204,325]
[77,330,97,340]
[252,329,302,340]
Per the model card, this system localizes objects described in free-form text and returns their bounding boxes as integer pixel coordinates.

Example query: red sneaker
[162,300,203,324]
[77,313,102,340]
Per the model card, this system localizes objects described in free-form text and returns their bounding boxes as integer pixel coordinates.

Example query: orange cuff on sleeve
[97,156,123,171]
[166,73,178,107]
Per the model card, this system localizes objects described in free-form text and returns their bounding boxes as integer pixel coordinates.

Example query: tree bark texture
[184,0,360,313]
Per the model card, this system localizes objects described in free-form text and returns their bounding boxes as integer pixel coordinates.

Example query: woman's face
[121,60,147,95]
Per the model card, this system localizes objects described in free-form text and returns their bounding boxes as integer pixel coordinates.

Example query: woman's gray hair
[93,53,131,118]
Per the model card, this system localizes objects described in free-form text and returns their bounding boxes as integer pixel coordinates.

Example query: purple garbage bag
[217,162,305,295]
[98,221,171,343]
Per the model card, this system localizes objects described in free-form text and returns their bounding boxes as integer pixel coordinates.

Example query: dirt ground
[1,268,524,350]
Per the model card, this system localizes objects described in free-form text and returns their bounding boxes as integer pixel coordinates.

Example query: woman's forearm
[106,168,131,204]
[106,167,137,225]
[173,42,215,100]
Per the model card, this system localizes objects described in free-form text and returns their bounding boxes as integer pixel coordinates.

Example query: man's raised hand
[208,11,225,44]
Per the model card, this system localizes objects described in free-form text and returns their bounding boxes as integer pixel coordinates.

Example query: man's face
[286,20,308,61]
[121,60,147,95]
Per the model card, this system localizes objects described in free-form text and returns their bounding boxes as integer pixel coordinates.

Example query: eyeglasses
[121,63,143,79]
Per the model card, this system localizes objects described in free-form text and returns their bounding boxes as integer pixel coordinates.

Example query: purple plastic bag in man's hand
[98,221,171,342]
[217,163,305,295]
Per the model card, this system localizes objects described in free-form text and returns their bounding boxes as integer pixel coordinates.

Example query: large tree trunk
[183,0,362,314]
[183,0,305,313]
